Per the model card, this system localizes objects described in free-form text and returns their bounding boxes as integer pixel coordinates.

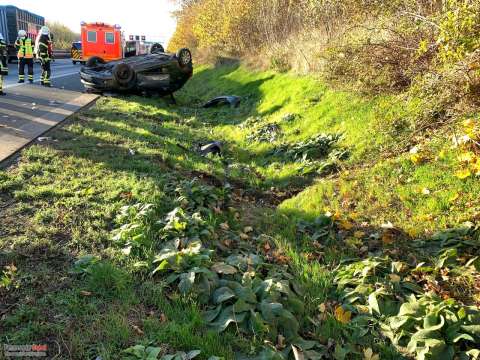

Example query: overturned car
[79,48,193,96]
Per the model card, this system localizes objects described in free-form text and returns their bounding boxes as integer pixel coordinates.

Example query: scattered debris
[37,137,52,142]
[281,113,297,122]
[199,141,222,156]
[202,95,241,108]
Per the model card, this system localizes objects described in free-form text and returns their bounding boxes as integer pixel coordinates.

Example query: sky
[3,0,179,45]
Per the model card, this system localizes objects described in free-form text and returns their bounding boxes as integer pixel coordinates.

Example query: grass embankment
[1,64,479,359]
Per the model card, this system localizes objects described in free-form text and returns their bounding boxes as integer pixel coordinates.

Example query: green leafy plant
[172,179,225,214]
[270,134,343,162]
[0,264,19,291]
[152,240,215,299]
[247,123,283,143]
[122,345,163,360]
[381,294,480,360]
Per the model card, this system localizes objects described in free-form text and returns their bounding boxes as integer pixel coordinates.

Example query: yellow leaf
[318,303,327,313]
[339,220,353,230]
[410,154,423,165]
[364,348,380,360]
[449,193,459,202]
[382,232,394,245]
[243,226,253,233]
[455,168,472,179]
[458,152,476,163]
[463,119,475,129]
[389,274,401,282]
[350,212,360,220]
[406,228,419,238]
[334,306,352,324]
[354,231,365,238]
[220,222,230,230]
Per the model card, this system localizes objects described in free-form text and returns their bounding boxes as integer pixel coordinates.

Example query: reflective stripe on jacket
[16,38,34,59]
[0,40,7,74]
[38,42,51,60]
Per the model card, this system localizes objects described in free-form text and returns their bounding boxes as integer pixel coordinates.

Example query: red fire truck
[73,22,163,64]
[80,22,123,63]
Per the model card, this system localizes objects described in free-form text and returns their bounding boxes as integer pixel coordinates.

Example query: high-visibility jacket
[0,39,7,75]
[16,37,34,59]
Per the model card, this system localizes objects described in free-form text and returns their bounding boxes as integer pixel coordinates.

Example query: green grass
[1,64,479,359]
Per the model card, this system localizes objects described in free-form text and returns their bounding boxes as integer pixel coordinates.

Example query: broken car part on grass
[202,96,241,109]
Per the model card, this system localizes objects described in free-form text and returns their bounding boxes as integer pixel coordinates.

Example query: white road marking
[4,71,80,89]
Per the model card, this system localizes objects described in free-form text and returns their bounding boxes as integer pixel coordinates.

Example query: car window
[87,31,97,43]
[105,32,115,44]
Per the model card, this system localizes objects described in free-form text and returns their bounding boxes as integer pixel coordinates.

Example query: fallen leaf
[160,313,168,323]
[458,152,476,163]
[277,335,285,349]
[239,233,249,240]
[334,306,351,324]
[80,291,92,297]
[354,231,365,238]
[291,345,305,360]
[410,154,424,165]
[382,232,394,245]
[463,119,476,129]
[363,347,380,360]
[449,193,460,202]
[132,324,144,335]
[389,274,401,282]
[243,226,253,233]
[222,239,233,247]
[455,168,472,179]
[319,303,327,313]
[219,222,230,231]
[339,220,353,230]
[211,263,237,274]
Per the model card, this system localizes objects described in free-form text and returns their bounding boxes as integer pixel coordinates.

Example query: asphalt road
[3,58,85,92]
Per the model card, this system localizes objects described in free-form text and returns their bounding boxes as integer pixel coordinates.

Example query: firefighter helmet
[18,30,27,38]
[40,26,50,35]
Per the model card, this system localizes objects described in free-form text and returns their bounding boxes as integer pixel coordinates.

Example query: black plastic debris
[199,141,223,156]
[202,96,241,109]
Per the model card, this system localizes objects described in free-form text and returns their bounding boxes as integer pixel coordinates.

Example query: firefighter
[0,32,8,95]
[15,30,34,83]
[35,26,53,87]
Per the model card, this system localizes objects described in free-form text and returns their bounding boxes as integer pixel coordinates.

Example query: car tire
[86,56,106,68]
[176,48,192,67]
[113,63,136,89]
[72,60,77,65]
[150,43,164,54]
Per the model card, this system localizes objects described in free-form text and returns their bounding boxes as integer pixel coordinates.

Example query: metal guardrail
[52,50,70,59]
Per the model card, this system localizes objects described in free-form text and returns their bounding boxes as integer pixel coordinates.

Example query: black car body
[79,48,193,95]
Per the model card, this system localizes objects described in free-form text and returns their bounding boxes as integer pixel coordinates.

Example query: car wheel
[176,48,192,67]
[86,56,106,68]
[72,60,77,65]
[151,43,164,54]
[113,63,136,89]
